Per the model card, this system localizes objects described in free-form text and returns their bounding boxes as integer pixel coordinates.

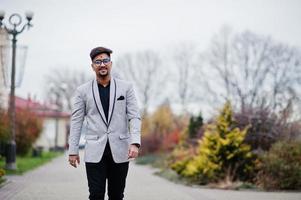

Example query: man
[68,47,141,200]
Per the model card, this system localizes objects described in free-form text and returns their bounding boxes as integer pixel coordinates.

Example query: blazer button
[106,130,111,134]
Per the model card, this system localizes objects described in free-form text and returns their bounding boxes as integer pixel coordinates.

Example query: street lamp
[0,11,33,170]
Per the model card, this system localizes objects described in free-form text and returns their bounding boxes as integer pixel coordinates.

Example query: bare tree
[114,50,165,115]
[44,67,91,111]
[203,26,301,117]
[171,43,199,113]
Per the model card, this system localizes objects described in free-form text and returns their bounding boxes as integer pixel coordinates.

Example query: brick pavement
[0,151,300,200]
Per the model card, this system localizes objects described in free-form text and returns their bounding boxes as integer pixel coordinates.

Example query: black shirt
[97,81,110,121]
[97,80,140,149]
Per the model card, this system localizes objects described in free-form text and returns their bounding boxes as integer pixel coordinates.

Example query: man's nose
[100,62,106,67]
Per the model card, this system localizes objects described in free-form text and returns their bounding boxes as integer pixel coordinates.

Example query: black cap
[90,47,113,60]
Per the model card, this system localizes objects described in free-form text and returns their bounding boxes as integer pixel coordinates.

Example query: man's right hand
[69,154,80,168]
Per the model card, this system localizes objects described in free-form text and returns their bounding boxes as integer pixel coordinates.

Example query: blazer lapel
[108,78,117,127]
[92,78,108,126]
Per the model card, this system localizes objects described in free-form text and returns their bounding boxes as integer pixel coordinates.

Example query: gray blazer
[68,77,141,163]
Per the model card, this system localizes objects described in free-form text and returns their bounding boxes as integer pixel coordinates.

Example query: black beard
[98,71,109,78]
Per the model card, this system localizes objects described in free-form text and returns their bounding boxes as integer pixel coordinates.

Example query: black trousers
[85,142,129,200]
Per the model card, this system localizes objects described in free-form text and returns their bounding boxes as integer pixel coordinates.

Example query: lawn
[136,153,259,190]
[0,151,63,175]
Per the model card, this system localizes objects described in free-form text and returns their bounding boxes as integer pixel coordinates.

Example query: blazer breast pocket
[117,95,125,101]
[115,95,126,115]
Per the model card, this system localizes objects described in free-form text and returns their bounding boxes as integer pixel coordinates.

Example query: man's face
[91,53,112,78]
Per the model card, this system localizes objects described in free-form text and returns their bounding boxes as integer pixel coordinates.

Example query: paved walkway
[0,151,300,200]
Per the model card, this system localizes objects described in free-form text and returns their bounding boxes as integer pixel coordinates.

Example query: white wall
[35,117,69,150]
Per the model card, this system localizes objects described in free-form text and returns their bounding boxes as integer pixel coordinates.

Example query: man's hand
[128,144,139,159]
[69,154,80,168]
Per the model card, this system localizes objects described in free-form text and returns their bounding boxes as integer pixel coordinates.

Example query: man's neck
[97,75,111,87]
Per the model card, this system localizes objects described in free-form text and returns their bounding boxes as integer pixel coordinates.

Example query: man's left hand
[128,144,139,159]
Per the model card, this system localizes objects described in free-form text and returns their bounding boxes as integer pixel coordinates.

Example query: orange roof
[15,96,70,118]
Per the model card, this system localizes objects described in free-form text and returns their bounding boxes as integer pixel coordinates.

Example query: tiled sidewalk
[0,151,300,200]
[0,152,88,200]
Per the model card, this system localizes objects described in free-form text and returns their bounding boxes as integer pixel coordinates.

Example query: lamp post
[0,11,33,170]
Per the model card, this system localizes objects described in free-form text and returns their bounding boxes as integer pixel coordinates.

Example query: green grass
[135,154,161,165]
[155,168,187,184]
[135,154,169,168]
[136,154,190,184]
[136,154,259,190]
[235,182,258,190]
[0,151,63,175]
[0,177,6,185]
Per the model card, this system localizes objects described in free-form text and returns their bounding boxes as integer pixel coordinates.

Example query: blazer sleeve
[126,84,141,146]
[68,88,86,155]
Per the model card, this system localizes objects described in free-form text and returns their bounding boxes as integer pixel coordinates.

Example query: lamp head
[25,11,33,29]
[0,10,5,26]
[25,11,33,21]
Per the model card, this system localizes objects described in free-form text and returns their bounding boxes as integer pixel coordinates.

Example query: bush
[188,112,203,138]
[0,110,9,142]
[141,129,181,155]
[0,109,43,156]
[0,167,5,185]
[234,107,301,151]
[256,140,301,190]
[140,133,162,155]
[0,110,10,157]
[0,155,6,184]
[169,142,196,176]
[0,168,5,177]
[174,101,256,185]
[15,109,43,155]
[141,103,187,155]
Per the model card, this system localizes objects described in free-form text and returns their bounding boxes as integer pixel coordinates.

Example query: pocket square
[117,95,125,100]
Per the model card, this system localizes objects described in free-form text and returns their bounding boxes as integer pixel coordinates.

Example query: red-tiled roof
[15,96,70,118]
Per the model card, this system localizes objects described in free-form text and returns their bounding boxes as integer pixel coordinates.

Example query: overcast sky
[1,0,301,103]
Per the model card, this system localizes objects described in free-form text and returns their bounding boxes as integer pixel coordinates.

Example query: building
[15,96,70,150]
